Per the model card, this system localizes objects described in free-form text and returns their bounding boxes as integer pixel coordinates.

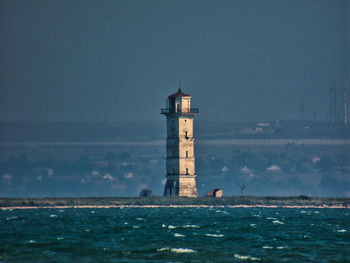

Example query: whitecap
[136,218,144,221]
[157,247,170,252]
[276,246,284,249]
[57,237,64,240]
[272,220,284,225]
[85,229,91,232]
[91,211,95,214]
[28,240,36,243]
[250,224,256,227]
[59,209,64,213]
[337,229,347,232]
[50,214,58,218]
[42,250,56,256]
[170,248,195,253]
[234,254,260,261]
[314,211,319,214]
[162,224,166,228]
[183,224,199,228]
[6,216,18,220]
[168,225,176,229]
[267,217,276,220]
[206,233,224,237]
[300,211,307,213]
[133,226,140,228]
[262,246,273,249]
[174,233,185,237]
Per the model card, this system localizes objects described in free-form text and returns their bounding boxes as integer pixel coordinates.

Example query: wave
[262,246,273,249]
[337,229,346,232]
[206,233,224,237]
[157,247,195,253]
[272,220,284,224]
[234,254,260,261]
[183,224,200,228]
[6,216,18,220]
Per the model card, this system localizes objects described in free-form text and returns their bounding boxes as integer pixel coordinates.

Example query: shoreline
[2,196,349,210]
[1,204,349,210]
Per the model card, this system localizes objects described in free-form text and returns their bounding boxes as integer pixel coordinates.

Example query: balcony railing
[161,108,199,114]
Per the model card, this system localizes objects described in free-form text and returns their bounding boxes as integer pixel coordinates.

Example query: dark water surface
[1,207,349,262]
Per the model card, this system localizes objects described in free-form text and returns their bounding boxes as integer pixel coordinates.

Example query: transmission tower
[345,74,348,125]
[330,76,336,123]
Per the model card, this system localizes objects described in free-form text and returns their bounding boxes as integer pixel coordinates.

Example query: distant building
[207,189,223,198]
[161,89,199,197]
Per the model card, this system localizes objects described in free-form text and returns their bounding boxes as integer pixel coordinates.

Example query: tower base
[163,175,198,197]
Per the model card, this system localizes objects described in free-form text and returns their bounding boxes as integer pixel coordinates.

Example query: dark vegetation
[0,196,349,208]
[139,188,153,197]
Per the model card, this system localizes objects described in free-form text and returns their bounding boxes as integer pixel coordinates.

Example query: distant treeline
[0,196,349,207]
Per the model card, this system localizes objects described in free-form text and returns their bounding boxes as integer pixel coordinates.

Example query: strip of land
[0,196,349,209]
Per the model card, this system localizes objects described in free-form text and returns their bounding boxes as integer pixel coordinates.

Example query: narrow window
[186,151,188,158]
[185,131,188,138]
[186,168,189,175]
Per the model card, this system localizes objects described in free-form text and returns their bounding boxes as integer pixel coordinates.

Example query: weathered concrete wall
[179,176,197,197]
[163,94,198,197]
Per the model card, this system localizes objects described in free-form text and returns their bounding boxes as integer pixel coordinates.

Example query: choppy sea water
[1,207,349,262]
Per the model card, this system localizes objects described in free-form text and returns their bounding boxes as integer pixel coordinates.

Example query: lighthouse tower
[161,89,199,197]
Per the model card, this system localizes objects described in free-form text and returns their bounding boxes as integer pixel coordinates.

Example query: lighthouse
[161,89,199,197]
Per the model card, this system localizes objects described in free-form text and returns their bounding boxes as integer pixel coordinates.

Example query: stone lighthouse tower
[161,89,199,197]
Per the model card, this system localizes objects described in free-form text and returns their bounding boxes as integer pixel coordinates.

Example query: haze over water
[1,207,349,262]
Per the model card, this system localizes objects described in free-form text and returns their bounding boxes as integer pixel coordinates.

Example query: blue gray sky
[1,0,349,122]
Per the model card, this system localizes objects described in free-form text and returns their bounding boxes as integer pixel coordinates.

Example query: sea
[1,207,349,262]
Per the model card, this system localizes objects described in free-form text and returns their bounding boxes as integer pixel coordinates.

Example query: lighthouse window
[185,131,188,138]
[186,168,189,175]
[186,151,188,158]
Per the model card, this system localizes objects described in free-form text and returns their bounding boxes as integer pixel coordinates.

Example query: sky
[0,0,349,122]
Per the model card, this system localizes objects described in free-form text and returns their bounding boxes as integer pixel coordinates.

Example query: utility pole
[298,99,305,121]
[7,89,12,122]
